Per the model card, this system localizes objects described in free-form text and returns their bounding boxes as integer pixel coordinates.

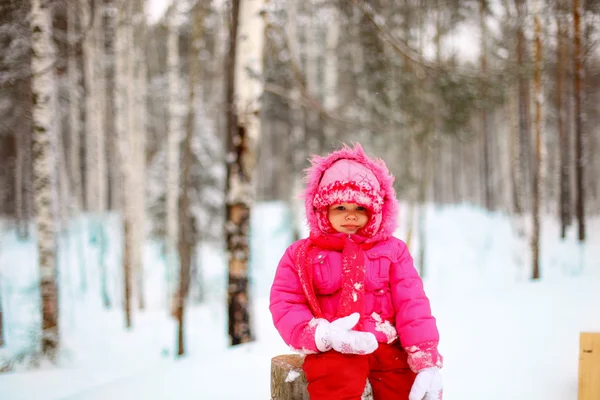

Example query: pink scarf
[295,232,375,320]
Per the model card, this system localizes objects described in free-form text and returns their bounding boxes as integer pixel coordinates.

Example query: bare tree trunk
[167,1,183,313]
[105,0,120,212]
[584,14,598,214]
[30,0,59,361]
[515,0,532,214]
[556,1,571,238]
[82,0,96,212]
[286,0,306,176]
[68,0,83,211]
[84,0,111,307]
[225,0,265,346]
[431,4,443,206]
[82,2,108,306]
[287,2,306,242]
[572,0,585,242]
[503,0,519,213]
[83,1,108,216]
[68,0,88,295]
[531,1,543,280]
[0,271,4,347]
[95,4,107,213]
[509,85,521,214]
[176,128,193,355]
[323,7,339,145]
[176,1,207,357]
[417,139,431,278]
[15,100,31,239]
[479,0,493,210]
[303,2,322,154]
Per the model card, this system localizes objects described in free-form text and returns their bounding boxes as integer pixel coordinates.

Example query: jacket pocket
[311,252,340,295]
[365,249,393,284]
[371,287,392,316]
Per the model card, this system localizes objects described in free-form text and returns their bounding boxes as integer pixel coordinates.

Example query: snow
[1,202,599,400]
[285,370,301,383]
[372,313,397,344]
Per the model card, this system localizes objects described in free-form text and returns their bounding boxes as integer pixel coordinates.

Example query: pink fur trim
[302,143,398,242]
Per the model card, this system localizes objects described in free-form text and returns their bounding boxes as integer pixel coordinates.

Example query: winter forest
[0,0,599,398]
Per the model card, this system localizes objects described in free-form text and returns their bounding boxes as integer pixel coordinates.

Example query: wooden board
[578,332,600,400]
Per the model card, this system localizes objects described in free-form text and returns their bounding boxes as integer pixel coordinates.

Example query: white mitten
[314,313,378,355]
[408,367,443,400]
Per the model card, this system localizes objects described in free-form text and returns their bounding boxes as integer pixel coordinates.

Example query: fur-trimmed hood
[302,143,398,242]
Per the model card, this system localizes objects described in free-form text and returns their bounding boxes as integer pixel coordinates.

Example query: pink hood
[303,143,398,242]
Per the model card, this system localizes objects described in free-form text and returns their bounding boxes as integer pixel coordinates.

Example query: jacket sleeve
[269,241,320,353]
[389,239,443,372]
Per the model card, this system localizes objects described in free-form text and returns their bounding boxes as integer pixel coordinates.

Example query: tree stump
[270,354,373,400]
[271,354,310,400]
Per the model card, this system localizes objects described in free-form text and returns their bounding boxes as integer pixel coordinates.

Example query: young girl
[270,143,443,400]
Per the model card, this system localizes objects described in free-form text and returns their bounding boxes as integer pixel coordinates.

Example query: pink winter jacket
[269,144,442,372]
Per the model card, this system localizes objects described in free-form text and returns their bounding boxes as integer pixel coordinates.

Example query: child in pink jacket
[270,143,443,400]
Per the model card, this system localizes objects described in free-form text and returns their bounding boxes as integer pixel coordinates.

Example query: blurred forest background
[0,0,599,364]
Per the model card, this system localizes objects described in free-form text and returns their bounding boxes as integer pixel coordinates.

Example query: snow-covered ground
[1,202,599,400]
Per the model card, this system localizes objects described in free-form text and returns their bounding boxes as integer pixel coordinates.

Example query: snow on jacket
[269,144,442,372]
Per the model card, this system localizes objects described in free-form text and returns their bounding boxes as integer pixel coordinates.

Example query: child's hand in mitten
[314,313,378,355]
[409,367,443,400]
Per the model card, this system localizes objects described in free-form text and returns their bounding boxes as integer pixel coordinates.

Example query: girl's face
[327,203,369,234]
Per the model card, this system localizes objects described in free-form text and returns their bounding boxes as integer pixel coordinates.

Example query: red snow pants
[302,342,417,400]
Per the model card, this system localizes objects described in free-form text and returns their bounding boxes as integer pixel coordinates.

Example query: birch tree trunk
[572,0,585,242]
[167,1,183,312]
[115,0,133,328]
[531,0,543,279]
[30,0,59,360]
[68,0,83,210]
[225,0,265,345]
[125,0,137,317]
[133,0,147,311]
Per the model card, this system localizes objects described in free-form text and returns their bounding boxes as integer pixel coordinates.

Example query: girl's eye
[335,206,345,211]
[356,206,366,212]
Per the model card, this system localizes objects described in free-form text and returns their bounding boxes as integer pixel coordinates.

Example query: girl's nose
[346,212,357,220]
